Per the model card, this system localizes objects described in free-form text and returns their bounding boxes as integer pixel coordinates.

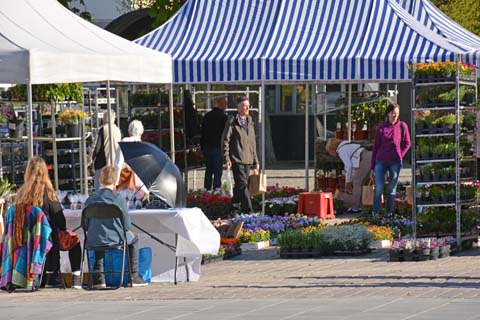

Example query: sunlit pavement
[2,247,480,319]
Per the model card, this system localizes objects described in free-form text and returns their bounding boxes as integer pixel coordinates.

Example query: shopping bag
[362,180,383,206]
[89,247,152,286]
[405,185,413,205]
[222,169,234,197]
[248,171,267,196]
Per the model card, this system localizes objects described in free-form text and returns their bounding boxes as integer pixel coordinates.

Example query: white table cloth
[61,207,220,282]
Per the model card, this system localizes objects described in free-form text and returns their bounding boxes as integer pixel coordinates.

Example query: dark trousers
[203,147,223,190]
[45,229,82,272]
[231,163,253,213]
[93,233,139,275]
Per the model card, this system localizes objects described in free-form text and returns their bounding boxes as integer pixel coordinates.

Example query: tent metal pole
[207,83,211,109]
[81,103,88,194]
[261,58,266,216]
[305,84,309,190]
[106,80,115,166]
[27,82,34,159]
[323,84,327,140]
[348,84,352,141]
[169,83,175,163]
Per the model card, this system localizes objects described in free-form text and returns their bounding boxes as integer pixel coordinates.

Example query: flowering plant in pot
[0,105,26,138]
[58,108,88,125]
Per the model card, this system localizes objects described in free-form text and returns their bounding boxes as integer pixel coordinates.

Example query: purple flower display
[0,105,17,122]
[231,213,321,237]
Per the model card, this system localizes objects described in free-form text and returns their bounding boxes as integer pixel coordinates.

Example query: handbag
[362,179,384,206]
[58,229,80,251]
[248,170,267,196]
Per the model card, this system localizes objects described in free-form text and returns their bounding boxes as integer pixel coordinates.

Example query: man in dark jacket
[223,96,259,214]
[201,96,228,190]
[84,166,147,287]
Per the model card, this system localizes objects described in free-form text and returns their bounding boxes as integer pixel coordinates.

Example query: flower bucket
[66,123,81,137]
[8,120,24,138]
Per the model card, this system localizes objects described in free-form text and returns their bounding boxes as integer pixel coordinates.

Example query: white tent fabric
[136,0,479,84]
[0,0,172,84]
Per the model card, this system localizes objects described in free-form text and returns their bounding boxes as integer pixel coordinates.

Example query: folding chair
[79,204,133,290]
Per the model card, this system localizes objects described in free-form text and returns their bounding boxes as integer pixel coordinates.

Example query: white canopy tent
[0,0,174,192]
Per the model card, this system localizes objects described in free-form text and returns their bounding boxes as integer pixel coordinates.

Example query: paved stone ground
[2,247,480,319]
[4,164,476,319]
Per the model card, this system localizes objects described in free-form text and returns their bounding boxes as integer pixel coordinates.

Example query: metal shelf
[416,181,455,186]
[416,202,455,207]
[416,158,454,164]
[411,73,478,250]
[415,133,455,138]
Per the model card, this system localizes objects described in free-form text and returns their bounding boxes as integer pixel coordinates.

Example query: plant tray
[279,249,323,259]
[389,246,450,262]
[201,255,224,265]
[369,240,392,249]
[240,241,270,251]
[332,249,372,256]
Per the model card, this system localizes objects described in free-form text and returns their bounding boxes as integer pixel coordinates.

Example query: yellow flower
[58,108,88,125]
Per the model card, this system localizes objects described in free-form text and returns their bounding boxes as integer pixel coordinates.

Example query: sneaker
[92,275,106,289]
[44,272,65,289]
[131,273,148,287]
[72,274,82,289]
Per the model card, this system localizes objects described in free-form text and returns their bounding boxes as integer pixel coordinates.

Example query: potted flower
[0,105,26,138]
[58,108,88,137]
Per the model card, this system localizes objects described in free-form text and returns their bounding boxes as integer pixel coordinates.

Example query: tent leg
[169,83,175,163]
[260,60,266,216]
[27,83,34,159]
[305,84,309,190]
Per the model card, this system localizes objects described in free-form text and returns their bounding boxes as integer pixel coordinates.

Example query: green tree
[58,0,91,21]
[148,0,186,28]
[431,0,480,36]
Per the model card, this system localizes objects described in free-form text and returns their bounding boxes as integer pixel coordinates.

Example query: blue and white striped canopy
[136,0,480,84]
[395,0,480,65]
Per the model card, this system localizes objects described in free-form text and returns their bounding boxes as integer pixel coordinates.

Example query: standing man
[201,96,228,191]
[223,96,259,214]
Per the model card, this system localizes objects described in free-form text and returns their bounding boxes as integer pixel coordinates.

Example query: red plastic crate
[297,192,335,219]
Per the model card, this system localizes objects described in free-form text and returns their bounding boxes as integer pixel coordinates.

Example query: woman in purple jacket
[370,103,411,216]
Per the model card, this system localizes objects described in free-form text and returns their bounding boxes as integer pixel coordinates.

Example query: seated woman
[114,120,148,199]
[325,138,372,214]
[14,157,82,289]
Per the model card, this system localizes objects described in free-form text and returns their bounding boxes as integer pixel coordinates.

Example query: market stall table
[61,207,220,283]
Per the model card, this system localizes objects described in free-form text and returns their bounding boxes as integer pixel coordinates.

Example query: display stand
[411,61,478,250]
[35,101,89,194]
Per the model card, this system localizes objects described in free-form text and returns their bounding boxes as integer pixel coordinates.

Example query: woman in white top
[326,138,372,213]
[114,120,149,198]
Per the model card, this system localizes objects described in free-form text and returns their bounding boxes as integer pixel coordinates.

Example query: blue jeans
[373,161,402,215]
[203,147,223,190]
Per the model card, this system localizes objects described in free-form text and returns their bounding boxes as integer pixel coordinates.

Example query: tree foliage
[148,0,186,28]
[430,0,480,36]
[58,0,91,21]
